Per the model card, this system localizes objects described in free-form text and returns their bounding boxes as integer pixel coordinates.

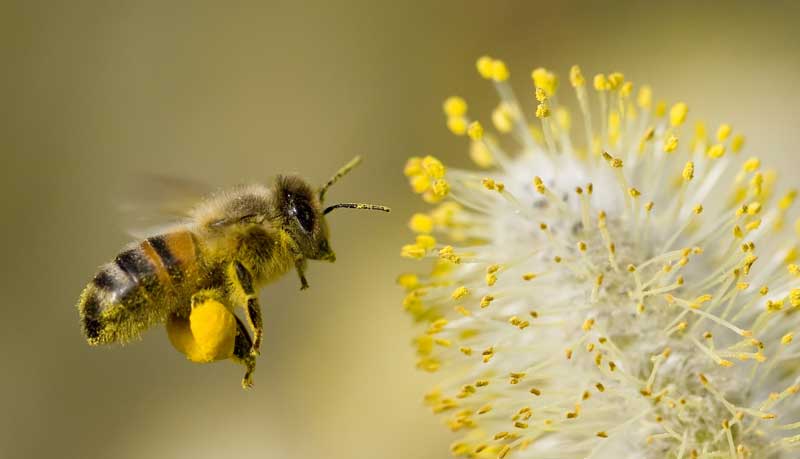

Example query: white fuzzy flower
[399,58,800,458]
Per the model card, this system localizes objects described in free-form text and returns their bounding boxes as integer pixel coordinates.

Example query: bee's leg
[232,315,256,389]
[295,257,309,290]
[229,261,263,356]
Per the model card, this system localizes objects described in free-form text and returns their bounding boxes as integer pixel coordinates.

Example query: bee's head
[274,175,335,262]
[275,156,389,262]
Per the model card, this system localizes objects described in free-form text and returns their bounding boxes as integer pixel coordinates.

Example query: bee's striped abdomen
[78,231,201,345]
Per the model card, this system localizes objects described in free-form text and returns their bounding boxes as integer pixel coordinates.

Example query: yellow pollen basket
[167,297,237,363]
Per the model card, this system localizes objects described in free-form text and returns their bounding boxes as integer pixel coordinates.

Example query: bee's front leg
[295,257,309,290]
[228,261,263,357]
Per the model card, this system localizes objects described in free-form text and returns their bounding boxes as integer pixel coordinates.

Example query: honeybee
[77,157,389,388]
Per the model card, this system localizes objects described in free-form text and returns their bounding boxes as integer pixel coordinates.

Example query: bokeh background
[3,1,800,458]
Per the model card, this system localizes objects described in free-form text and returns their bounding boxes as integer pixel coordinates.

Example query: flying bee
[77,156,389,388]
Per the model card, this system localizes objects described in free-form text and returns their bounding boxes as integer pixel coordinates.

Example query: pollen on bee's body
[400,59,800,459]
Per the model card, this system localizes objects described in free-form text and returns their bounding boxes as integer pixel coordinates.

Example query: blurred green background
[3,1,800,458]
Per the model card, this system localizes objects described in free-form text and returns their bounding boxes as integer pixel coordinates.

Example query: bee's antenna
[319,156,362,203]
[324,203,391,215]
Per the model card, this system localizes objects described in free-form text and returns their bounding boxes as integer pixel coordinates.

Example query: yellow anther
[421,156,445,178]
[707,143,726,159]
[409,213,434,234]
[434,338,451,347]
[745,219,761,232]
[743,157,761,172]
[791,289,800,307]
[401,244,426,259]
[669,102,688,127]
[522,273,537,281]
[534,87,547,103]
[645,201,654,212]
[582,318,595,331]
[620,81,633,98]
[470,138,494,168]
[486,273,497,286]
[733,225,744,239]
[432,179,449,197]
[569,65,585,87]
[536,103,551,119]
[628,188,641,198]
[746,202,762,215]
[643,126,655,141]
[443,96,468,117]
[779,190,797,210]
[556,107,571,131]
[637,85,652,109]
[415,234,436,250]
[410,174,431,193]
[476,56,494,79]
[593,73,609,91]
[664,135,679,153]
[491,59,509,82]
[451,286,470,300]
[531,67,558,96]
[682,161,694,181]
[486,264,501,274]
[693,204,703,214]
[717,124,732,141]
[602,151,623,168]
[404,157,423,177]
[578,241,588,252]
[533,176,546,193]
[477,405,492,415]
[694,294,713,305]
[480,295,494,308]
[607,72,624,90]
[655,100,667,118]
[491,103,513,133]
[467,121,483,141]
[732,134,745,152]
[446,116,467,135]
[396,273,419,290]
[789,264,800,276]
[783,333,794,345]
[482,178,496,190]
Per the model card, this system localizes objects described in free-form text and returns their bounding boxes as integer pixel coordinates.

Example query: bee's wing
[117,174,216,238]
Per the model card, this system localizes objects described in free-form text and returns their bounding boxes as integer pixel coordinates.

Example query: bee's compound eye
[294,201,315,232]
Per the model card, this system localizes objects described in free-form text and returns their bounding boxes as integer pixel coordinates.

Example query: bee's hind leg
[232,316,256,389]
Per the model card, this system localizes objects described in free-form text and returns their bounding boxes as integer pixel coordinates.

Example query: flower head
[400,58,800,458]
